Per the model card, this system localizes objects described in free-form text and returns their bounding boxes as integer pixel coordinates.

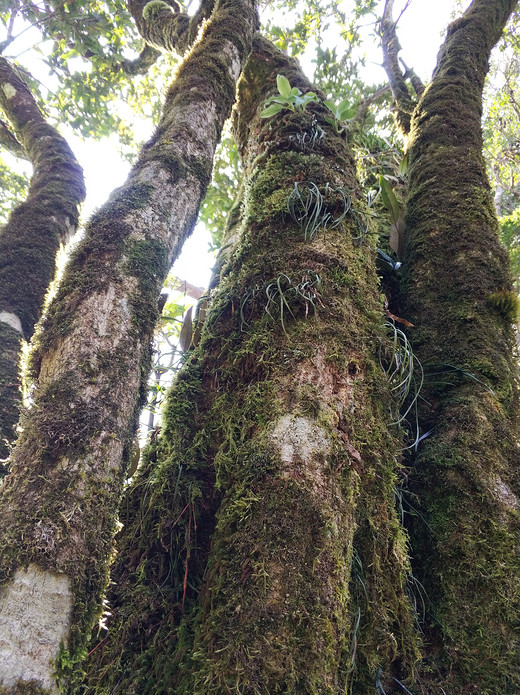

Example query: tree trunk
[400,0,520,691]
[0,57,85,461]
[82,35,419,695]
[0,2,257,692]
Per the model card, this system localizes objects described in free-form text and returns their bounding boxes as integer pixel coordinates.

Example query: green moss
[399,3,520,689]
[0,102,84,341]
[124,238,169,339]
[141,0,171,22]
[488,288,520,323]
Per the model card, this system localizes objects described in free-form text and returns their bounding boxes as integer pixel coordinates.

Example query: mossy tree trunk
[82,36,419,695]
[0,2,257,693]
[0,57,86,463]
[393,0,520,691]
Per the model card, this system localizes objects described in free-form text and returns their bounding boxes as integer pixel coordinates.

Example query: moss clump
[142,0,172,23]
[124,238,169,340]
[488,288,520,323]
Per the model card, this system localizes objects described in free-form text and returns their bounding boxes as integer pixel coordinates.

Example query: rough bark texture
[0,566,72,692]
[401,0,520,691]
[0,324,22,468]
[82,36,419,695]
[0,1,257,691]
[0,57,86,459]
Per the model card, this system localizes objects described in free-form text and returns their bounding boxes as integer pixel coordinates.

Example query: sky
[3,0,466,289]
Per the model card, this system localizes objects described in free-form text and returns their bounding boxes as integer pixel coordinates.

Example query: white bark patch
[271,415,331,493]
[489,474,519,511]
[221,39,242,81]
[0,565,72,693]
[2,82,17,99]
[0,310,23,334]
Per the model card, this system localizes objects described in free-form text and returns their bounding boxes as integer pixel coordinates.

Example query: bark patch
[271,414,330,493]
[0,564,72,693]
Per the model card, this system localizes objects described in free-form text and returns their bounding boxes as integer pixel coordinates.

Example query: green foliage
[483,16,520,215]
[379,175,401,226]
[260,74,318,117]
[378,174,406,258]
[323,97,357,131]
[261,0,347,57]
[0,0,178,152]
[0,158,29,224]
[500,208,520,281]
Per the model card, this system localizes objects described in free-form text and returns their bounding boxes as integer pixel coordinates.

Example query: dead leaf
[179,306,193,352]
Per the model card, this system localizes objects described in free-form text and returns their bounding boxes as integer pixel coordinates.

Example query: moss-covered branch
[0,56,86,460]
[128,0,217,56]
[0,1,257,691]
[400,0,520,690]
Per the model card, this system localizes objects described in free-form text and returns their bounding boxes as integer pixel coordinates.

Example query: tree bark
[0,57,86,460]
[400,0,520,690]
[0,1,257,692]
[82,35,419,695]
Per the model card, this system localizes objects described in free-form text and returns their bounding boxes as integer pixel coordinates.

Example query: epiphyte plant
[260,74,318,117]
[380,320,423,446]
[288,116,325,151]
[260,74,357,136]
[287,181,351,240]
[265,272,324,334]
[323,98,358,132]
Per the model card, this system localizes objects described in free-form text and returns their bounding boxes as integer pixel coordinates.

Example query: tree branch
[0,56,85,457]
[351,83,392,124]
[0,0,258,683]
[379,0,416,134]
[127,0,216,56]
[400,0,520,682]
[117,42,161,75]
[170,278,206,300]
[399,57,424,97]
[0,117,27,159]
